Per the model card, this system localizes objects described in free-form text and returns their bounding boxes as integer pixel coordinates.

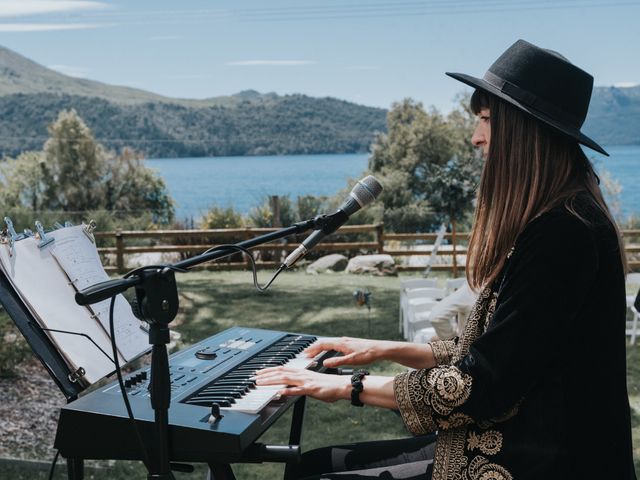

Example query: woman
[256,40,636,479]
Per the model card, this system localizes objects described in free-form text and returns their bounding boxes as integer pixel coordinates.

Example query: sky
[0,0,639,112]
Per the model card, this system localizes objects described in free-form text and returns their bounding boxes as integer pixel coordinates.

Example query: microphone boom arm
[75,217,323,307]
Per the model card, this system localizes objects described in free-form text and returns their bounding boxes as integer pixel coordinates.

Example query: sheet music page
[49,226,149,362]
[0,235,116,384]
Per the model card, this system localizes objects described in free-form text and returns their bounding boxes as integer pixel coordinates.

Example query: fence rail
[96,224,640,274]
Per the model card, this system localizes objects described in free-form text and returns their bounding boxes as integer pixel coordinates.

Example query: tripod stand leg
[66,457,84,480]
[206,463,236,480]
[284,396,307,480]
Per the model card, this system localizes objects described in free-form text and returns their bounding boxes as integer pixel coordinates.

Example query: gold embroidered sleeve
[429,339,456,365]
[393,365,474,435]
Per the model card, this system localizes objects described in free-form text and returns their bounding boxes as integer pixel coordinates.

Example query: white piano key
[222,341,326,414]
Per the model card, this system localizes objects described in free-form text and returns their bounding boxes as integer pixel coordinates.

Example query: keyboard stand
[62,394,309,480]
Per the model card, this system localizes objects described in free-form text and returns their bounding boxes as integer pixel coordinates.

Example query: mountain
[583,85,640,146]
[0,46,387,158]
[0,46,637,159]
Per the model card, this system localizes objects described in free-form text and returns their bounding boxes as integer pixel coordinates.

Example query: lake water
[147,153,370,220]
[147,145,640,222]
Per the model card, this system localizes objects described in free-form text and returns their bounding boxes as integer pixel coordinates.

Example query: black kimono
[394,200,637,479]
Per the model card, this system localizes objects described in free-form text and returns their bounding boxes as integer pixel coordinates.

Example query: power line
[17,0,640,24]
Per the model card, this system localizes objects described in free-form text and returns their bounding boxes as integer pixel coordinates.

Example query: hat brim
[446,72,608,156]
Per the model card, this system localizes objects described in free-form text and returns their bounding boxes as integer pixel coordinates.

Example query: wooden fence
[95,224,640,274]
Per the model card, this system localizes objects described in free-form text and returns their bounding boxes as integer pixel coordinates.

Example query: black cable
[109,295,152,472]
[200,243,285,292]
[48,450,59,480]
[123,264,188,279]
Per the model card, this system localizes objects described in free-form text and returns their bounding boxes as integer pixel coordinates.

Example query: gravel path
[0,359,66,460]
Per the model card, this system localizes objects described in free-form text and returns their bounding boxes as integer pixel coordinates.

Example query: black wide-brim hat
[446,39,608,156]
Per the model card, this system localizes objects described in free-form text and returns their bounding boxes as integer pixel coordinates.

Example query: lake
[147,145,640,222]
[146,153,370,221]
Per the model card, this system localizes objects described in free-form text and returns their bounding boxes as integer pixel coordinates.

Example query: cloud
[0,22,106,31]
[0,1,108,18]
[226,60,315,66]
[48,64,92,77]
[613,81,639,88]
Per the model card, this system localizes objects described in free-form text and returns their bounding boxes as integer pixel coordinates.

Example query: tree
[104,147,174,224]
[0,151,47,211]
[367,97,479,232]
[0,110,174,224]
[41,109,107,212]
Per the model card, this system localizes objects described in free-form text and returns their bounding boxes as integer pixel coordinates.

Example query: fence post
[451,219,458,277]
[116,230,125,274]
[244,228,252,270]
[270,196,281,227]
[376,223,385,253]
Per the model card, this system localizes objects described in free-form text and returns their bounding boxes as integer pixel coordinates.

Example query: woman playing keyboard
[256,39,636,480]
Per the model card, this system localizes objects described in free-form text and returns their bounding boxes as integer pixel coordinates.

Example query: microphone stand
[75,215,339,479]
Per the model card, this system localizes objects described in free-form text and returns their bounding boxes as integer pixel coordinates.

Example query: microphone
[282,175,383,268]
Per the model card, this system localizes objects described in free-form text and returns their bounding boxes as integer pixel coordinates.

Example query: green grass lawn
[1,270,639,478]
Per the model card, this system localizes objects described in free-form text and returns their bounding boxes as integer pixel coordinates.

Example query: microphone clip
[310,211,348,235]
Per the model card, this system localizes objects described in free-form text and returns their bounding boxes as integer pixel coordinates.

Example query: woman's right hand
[306,337,437,370]
[304,337,385,368]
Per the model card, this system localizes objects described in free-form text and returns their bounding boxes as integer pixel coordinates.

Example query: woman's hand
[254,366,351,402]
[304,337,384,368]
[305,337,436,370]
[255,366,399,409]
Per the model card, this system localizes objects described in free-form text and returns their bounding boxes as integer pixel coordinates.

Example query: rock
[126,252,182,269]
[306,254,348,273]
[346,254,397,276]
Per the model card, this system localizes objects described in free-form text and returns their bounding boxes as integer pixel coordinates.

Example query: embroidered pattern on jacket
[463,455,513,480]
[430,339,457,365]
[394,372,438,434]
[426,367,473,416]
[466,430,503,456]
[433,428,468,480]
[453,286,494,363]
[437,412,474,430]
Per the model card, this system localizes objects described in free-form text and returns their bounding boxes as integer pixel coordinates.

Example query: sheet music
[0,233,116,384]
[49,226,149,362]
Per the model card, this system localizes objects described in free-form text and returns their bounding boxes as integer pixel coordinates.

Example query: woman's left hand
[254,366,351,403]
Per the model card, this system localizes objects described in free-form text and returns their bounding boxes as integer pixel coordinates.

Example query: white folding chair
[406,300,439,342]
[401,287,446,339]
[413,327,437,344]
[625,274,640,345]
[445,277,466,295]
[626,301,639,346]
[398,278,439,334]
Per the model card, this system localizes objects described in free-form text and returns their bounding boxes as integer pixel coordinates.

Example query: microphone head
[350,175,383,208]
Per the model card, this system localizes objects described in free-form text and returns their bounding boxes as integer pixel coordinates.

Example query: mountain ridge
[0,45,637,159]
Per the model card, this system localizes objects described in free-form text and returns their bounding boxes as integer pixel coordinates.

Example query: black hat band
[483,70,582,129]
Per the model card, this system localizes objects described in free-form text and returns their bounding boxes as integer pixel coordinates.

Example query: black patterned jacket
[394,203,637,480]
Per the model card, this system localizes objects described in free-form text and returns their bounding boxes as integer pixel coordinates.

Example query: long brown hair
[466,89,626,290]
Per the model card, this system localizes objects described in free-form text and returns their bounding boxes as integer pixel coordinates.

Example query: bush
[200,206,246,229]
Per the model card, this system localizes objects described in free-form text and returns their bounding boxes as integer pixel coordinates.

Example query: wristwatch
[350,369,370,407]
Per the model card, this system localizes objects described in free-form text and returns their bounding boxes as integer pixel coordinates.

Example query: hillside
[583,85,640,146]
[0,92,387,158]
[0,45,638,158]
[0,46,387,158]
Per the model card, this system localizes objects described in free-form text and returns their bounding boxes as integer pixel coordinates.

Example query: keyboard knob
[208,403,224,424]
[195,349,218,360]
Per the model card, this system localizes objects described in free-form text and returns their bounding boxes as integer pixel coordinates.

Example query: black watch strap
[350,369,369,407]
